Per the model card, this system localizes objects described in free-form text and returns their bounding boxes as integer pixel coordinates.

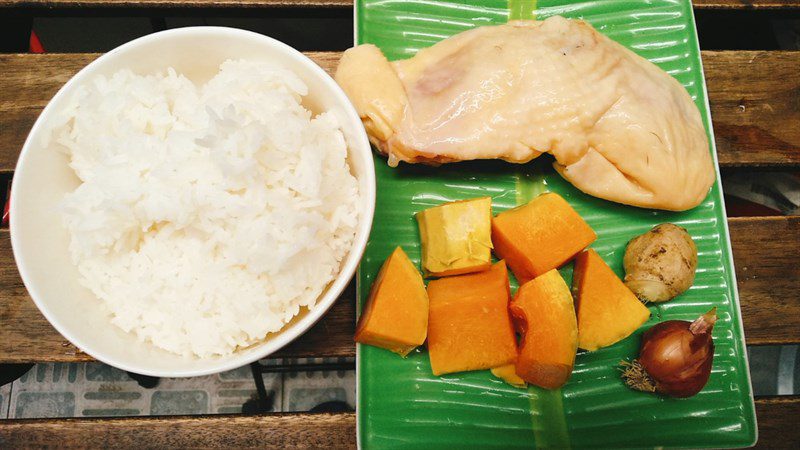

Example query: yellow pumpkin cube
[416,197,493,277]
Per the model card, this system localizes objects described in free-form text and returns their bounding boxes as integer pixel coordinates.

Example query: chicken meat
[335,16,715,211]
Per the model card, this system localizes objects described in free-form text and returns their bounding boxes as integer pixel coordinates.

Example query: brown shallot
[621,308,717,398]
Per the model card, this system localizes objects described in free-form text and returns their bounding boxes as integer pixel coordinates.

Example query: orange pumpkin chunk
[492,192,596,284]
[427,261,517,376]
[510,269,578,389]
[572,249,651,351]
[355,247,429,356]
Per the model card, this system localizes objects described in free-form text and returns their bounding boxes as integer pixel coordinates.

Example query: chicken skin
[335,16,715,211]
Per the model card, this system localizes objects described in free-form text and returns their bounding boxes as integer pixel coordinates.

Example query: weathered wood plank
[729,216,800,345]
[1,216,797,364]
[0,0,797,10]
[705,51,800,167]
[1,51,798,174]
[0,397,796,448]
[754,396,800,449]
[0,412,357,449]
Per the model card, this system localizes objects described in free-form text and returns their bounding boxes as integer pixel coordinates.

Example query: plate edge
[686,1,758,447]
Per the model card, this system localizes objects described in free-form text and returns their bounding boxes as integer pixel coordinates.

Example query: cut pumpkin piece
[355,247,429,356]
[510,269,578,389]
[416,197,493,277]
[492,192,596,284]
[572,249,651,351]
[427,261,517,375]
[491,364,527,389]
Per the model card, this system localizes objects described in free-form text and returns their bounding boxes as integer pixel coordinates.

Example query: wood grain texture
[730,216,800,345]
[1,51,799,174]
[0,0,797,9]
[1,216,797,364]
[0,398,796,448]
[705,51,800,167]
[754,396,800,449]
[0,412,358,449]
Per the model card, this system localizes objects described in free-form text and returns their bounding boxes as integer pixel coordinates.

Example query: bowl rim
[10,26,376,377]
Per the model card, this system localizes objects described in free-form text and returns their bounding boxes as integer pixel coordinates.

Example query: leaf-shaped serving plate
[355,1,757,448]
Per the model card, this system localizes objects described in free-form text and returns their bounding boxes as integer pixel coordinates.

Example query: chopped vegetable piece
[416,197,493,277]
[427,261,517,375]
[510,269,577,389]
[355,247,429,356]
[573,249,651,351]
[492,192,596,284]
[491,364,527,388]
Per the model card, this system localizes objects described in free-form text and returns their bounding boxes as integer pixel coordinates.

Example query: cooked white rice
[53,60,360,358]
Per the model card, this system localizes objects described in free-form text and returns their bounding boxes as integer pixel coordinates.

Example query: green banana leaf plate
[355,0,757,448]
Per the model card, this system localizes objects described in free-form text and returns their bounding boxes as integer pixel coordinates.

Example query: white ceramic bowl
[10,27,375,377]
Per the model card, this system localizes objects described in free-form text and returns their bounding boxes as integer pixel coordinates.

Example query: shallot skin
[639,319,715,398]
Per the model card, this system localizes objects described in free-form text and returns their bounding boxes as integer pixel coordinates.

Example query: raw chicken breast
[335,16,715,211]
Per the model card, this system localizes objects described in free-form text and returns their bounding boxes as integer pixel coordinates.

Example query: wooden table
[0,1,799,448]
